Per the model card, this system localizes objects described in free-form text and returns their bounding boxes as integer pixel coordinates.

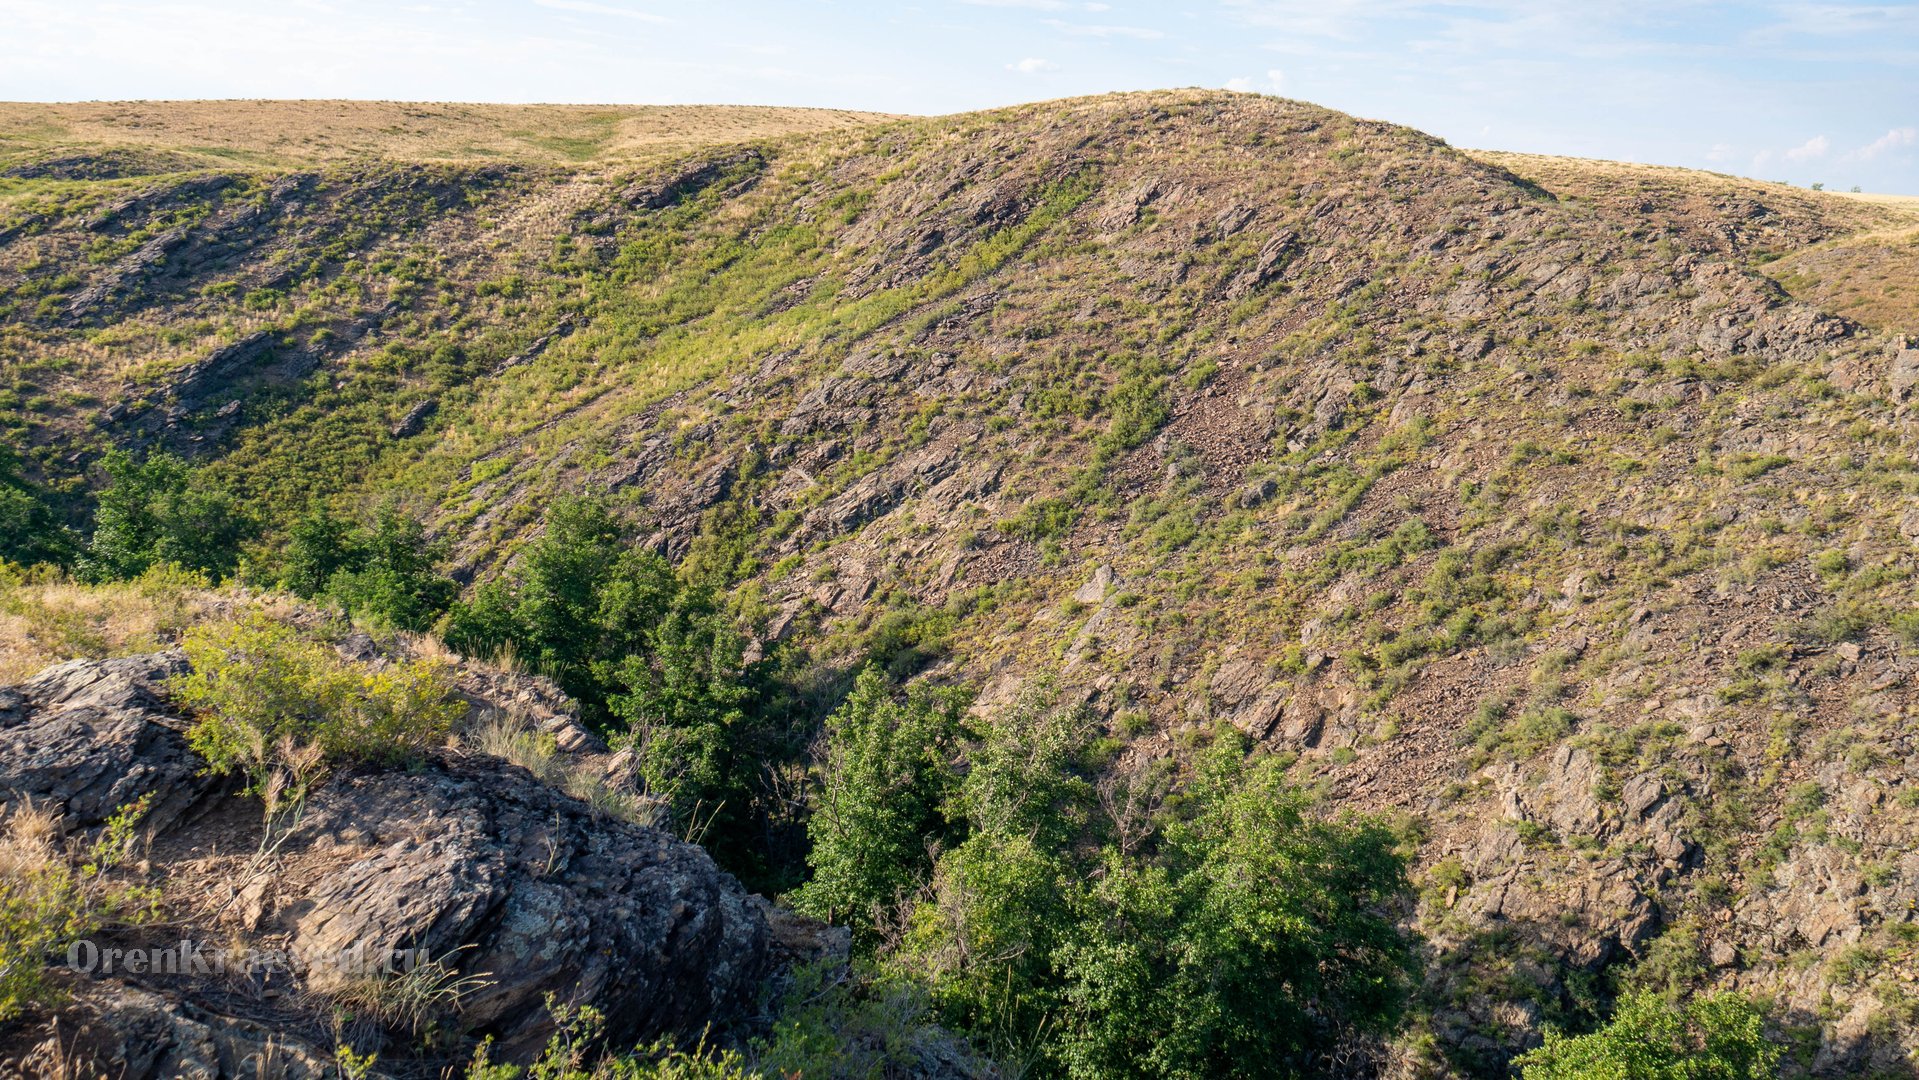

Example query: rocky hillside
[5,89,1919,1076]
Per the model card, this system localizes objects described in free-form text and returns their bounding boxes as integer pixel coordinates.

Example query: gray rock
[0,653,793,1068]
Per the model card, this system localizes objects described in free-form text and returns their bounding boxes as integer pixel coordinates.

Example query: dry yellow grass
[1470,150,1918,337]
[1764,221,1919,335]
[0,567,276,684]
[0,99,901,170]
[1469,149,1903,236]
[1830,191,1919,221]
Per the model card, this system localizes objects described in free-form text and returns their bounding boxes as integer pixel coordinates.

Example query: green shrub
[1516,989,1779,1079]
[606,600,752,827]
[0,446,71,568]
[1051,751,1416,1080]
[791,667,964,943]
[281,503,457,632]
[170,616,462,806]
[0,800,158,1019]
[895,705,1416,1079]
[81,451,255,582]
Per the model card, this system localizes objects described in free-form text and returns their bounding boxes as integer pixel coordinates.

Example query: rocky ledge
[0,652,826,1077]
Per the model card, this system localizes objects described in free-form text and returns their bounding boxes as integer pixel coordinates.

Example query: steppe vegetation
[2,90,1918,1078]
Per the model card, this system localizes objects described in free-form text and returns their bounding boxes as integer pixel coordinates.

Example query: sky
[1,0,1915,192]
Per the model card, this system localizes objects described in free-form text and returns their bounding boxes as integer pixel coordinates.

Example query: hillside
[4,89,1919,1077]
[0,100,895,172]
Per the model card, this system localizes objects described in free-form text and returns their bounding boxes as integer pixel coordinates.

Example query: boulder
[0,653,788,1071]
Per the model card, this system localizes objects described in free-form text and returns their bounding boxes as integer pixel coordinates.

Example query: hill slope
[0,99,896,171]
[4,89,1919,1076]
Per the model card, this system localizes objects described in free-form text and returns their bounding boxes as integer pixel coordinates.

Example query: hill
[0,99,896,172]
[4,89,1919,1077]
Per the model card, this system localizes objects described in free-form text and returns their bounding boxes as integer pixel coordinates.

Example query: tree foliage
[1515,990,1780,1080]
[82,450,253,581]
[280,502,457,631]
[791,667,964,942]
[881,692,1417,1080]
[441,495,788,875]
[0,446,71,568]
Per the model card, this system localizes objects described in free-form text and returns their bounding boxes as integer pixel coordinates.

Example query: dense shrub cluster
[1515,990,1779,1079]
[279,502,457,631]
[798,677,1419,1079]
[0,446,70,568]
[442,496,807,882]
[81,451,254,582]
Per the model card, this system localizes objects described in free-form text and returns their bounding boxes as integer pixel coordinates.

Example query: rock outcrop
[0,652,794,1077]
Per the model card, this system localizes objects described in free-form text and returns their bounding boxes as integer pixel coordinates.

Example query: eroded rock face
[0,653,783,1075]
[287,759,774,1057]
[0,653,209,835]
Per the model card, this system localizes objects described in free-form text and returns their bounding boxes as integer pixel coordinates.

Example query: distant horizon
[7,88,1916,198]
[4,1,1915,192]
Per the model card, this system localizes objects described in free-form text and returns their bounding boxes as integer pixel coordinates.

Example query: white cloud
[1008,56,1057,73]
[1225,68,1287,94]
[1705,142,1734,162]
[1856,126,1917,159]
[530,0,668,23]
[1785,134,1830,161]
[1043,18,1163,38]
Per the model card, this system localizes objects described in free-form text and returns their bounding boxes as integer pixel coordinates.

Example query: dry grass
[1764,219,1919,335]
[1830,191,1919,220]
[469,709,668,829]
[0,566,241,684]
[1471,149,1904,236]
[0,100,900,171]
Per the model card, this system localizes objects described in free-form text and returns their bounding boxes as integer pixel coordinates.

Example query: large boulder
[0,653,786,1074]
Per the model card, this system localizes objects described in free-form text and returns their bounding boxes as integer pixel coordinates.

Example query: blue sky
[2,1,1915,191]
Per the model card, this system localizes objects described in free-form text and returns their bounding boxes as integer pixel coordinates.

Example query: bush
[170,617,462,808]
[444,496,787,873]
[0,446,71,568]
[443,495,678,719]
[281,503,457,632]
[82,450,254,582]
[1516,989,1779,1079]
[893,698,1417,1079]
[1052,751,1416,1079]
[790,667,964,942]
[0,801,158,1019]
[606,599,752,826]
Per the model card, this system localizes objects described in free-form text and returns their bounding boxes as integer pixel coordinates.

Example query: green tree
[606,595,751,821]
[1516,990,1780,1080]
[0,446,71,567]
[280,504,361,597]
[894,708,1416,1080]
[1054,750,1417,1079]
[322,504,458,632]
[790,667,964,941]
[443,495,673,716]
[895,681,1097,1059]
[953,677,1097,850]
[82,450,253,581]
